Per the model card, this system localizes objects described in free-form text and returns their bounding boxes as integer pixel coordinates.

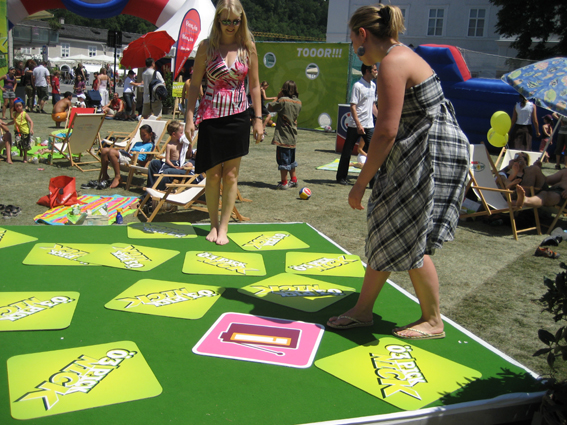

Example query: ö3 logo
[340,112,352,134]
[470,161,485,172]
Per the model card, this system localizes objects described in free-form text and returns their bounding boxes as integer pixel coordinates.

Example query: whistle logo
[288,255,358,272]
[370,345,427,400]
[42,244,90,264]
[111,245,151,269]
[16,349,137,411]
[243,233,289,250]
[196,252,258,275]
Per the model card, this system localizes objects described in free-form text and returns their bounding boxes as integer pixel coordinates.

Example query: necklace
[386,43,405,55]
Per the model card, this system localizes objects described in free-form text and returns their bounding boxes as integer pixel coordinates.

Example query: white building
[327,1,557,63]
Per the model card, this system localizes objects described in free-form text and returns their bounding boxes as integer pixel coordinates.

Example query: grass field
[2,103,567,383]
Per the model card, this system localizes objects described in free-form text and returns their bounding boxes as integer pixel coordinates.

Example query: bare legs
[204,157,242,245]
[328,255,444,337]
[99,147,122,188]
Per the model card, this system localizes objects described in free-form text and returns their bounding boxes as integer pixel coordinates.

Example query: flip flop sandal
[326,315,374,330]
[2,211,13,219]
[0,204,4,212]
[392,327,446,340]
[5,205,15,213]
[97,180,110,190]
[8,206,21,215]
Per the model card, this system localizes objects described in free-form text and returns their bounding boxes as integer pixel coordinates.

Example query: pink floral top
[195,52,249,125]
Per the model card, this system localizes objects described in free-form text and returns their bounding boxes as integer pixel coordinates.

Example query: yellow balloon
[487,127,507,147]
[490,111,512,134]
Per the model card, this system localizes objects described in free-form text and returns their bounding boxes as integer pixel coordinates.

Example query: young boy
[266,80,302,190]
[7,98,33,162]
[147,121,194,190]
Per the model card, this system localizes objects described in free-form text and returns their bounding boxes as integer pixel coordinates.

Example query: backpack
[149,70,168,103]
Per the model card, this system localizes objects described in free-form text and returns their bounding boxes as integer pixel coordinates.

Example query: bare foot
[109,177,121,188]
[206,226,218,243]
[392,319,444,338]
[215,229,230,246]
[515,185,525,209]
[101,173,111,181]
[327,308,373,327]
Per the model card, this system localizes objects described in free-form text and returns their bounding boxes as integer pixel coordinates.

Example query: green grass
[2,104,567,381]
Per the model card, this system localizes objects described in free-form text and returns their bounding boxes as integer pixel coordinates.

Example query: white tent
[89,54,120,64]
[66,54,92,62]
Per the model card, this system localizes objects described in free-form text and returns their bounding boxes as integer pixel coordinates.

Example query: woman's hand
[185,121,195,140]
[253,119,264,144]
[348,182,366,210]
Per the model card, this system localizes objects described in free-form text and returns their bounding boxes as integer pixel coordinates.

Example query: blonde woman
[185,0,263,245]
[327,4,469,340]
[97,67,111,107]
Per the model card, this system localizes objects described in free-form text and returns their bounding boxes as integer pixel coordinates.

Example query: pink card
[193,312,324,368]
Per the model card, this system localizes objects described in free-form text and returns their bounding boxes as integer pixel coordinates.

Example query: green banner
[0,0,7,73]
[256,42,350,130]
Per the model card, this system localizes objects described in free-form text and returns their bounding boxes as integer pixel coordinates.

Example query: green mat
[0,224,542,424]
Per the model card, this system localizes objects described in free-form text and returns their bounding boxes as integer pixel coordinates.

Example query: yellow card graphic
[238,273,355,312]
[8,341,162,420]
[79,243,179,271]
[23,243,108,266]
[0,292,80,331]
[127,222,197,239]
[286,252,365,277]
[315,337,482,410]
[0,227,37,250]
[229,231,309,251]
[105,279,224,320]
[183,251,266,276]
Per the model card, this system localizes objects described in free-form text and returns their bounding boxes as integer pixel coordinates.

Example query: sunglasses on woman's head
[220,19,241,26]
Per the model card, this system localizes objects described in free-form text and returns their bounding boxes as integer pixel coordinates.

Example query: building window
[88,46,97,57]
[427,8,444,36]
[399,7,407,26]
[20,47,32,55]
[61,43,70,57]
[468,9,486,37]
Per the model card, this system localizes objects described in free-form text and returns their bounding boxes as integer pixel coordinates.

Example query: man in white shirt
[142,58,164,118]
[336,64,378,185]
[32,61,50,113]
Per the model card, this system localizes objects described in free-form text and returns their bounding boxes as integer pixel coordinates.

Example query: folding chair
[460,143,541,240]
[50,113,105,172]
[105,118,170,151]
[65,107,96,129]
[124,135,172,190]
[544,198,567,234]
[495,146,540,170]
[136,173,207,222]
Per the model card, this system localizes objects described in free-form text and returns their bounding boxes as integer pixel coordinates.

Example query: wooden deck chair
[172,97,183,120]
[124,135,172,190]
[65,107,96,129]
[136,173,207,222]
[460,143,541,240]
[105,118,170,151]
[543,198,567,234]
[50,113,105,172]
[495,146,540,170]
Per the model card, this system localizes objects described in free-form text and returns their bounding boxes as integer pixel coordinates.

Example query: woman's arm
[509,108,518,132]
[248,44,264,143]
[348,55,406,210]
[185,41,208,139]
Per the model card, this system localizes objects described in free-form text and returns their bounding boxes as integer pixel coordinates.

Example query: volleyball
[299,187,312,200]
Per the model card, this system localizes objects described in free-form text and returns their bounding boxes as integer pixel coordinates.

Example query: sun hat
[77,93,86,99]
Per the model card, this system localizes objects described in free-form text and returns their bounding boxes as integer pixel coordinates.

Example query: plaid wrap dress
[366,74,469,272]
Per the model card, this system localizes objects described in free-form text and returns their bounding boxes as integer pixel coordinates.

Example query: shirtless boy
[52,92,73,128]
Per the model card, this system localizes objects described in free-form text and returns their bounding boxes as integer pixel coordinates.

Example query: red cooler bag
[37,176,79,208]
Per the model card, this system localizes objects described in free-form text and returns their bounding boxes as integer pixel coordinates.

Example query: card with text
[127,222,197,239]
[285,252,365,277]
[229,231,309,251]
[0,227,37,250]
[79,243,179,271]
[183,251,266,276]
[23,243,107,266]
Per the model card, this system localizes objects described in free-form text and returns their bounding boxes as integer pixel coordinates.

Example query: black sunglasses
[220,19,241,26]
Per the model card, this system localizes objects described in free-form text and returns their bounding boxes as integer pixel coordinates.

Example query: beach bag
[150,70,168,103]
[37,176,79,209]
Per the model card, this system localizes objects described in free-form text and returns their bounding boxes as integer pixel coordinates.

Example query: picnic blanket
[34,195,139,225]
[316,158,361,174]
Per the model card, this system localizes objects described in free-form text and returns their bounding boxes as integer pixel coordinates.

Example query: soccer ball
[323,125,332,133]
[299,187,312,200]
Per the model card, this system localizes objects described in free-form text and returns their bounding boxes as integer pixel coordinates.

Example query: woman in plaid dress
[327,4,469,339]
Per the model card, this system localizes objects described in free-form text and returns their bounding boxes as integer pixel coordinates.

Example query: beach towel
[34,195,139,225]
[316,158,361,174]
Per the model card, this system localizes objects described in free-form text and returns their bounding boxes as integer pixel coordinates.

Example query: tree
[490,0,567,60]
